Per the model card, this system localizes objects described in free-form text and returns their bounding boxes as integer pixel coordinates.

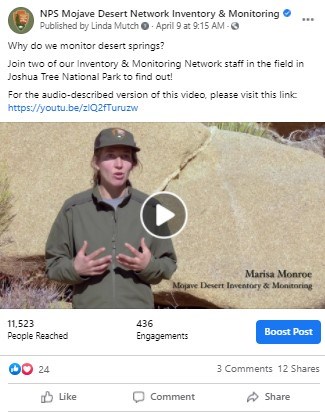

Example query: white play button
[156,204,175,227]
[140,191,188,239]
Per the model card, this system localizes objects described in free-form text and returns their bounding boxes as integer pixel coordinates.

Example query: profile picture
[8,7,34,34]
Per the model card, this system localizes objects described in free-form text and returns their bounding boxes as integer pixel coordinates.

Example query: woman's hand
[73,240,112,276]
[116,238,151,272]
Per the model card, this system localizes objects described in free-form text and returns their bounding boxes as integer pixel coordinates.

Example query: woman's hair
[91,147,140,187]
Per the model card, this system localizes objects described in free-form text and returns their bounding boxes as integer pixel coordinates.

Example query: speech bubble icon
[133,391,145,403]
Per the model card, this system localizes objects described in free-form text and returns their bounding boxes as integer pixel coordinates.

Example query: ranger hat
[94,128,140,152]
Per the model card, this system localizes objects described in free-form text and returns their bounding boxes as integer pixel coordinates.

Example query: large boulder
[154,128,325,309]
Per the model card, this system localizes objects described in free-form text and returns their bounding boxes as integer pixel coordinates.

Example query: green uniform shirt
[45,186,177,309]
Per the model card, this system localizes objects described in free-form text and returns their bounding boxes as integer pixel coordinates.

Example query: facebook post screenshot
[0,0,324,412]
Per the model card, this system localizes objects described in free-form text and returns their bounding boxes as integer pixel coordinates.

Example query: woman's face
[94,146,134,189]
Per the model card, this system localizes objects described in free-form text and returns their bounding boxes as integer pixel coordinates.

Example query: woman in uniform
[45,127,177,308]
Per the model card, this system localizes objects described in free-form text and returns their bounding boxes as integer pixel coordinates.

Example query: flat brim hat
[94,128,140,152]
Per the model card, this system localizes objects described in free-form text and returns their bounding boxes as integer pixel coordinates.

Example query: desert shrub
[0,163,14,240]
[271,127,325,157]
[0,276,70,309]
[203,122,276,139]
[0,254,72,308]
[286,127,325,157]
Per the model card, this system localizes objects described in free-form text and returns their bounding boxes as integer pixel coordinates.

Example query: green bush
[0,164,14,239]
[203,122,274,139]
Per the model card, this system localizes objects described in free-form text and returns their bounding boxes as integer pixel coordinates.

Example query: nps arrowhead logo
[112,128,127,139]
[8,7,34,34]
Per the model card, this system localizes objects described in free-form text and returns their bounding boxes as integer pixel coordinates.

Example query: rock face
[155,128,325,309]
[1,123,324,308]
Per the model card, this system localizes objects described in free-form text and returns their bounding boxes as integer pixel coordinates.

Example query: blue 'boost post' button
[256,320,321,344]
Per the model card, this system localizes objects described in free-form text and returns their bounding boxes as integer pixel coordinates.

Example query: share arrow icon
[247,392,259,402]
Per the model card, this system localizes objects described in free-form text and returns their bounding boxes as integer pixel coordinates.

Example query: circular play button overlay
[140,192,187,239]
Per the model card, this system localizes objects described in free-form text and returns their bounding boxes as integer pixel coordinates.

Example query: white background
[1,0,324,121]
[1,310,324,412]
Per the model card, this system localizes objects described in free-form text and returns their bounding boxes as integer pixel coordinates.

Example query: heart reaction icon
[22,363,33,375]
